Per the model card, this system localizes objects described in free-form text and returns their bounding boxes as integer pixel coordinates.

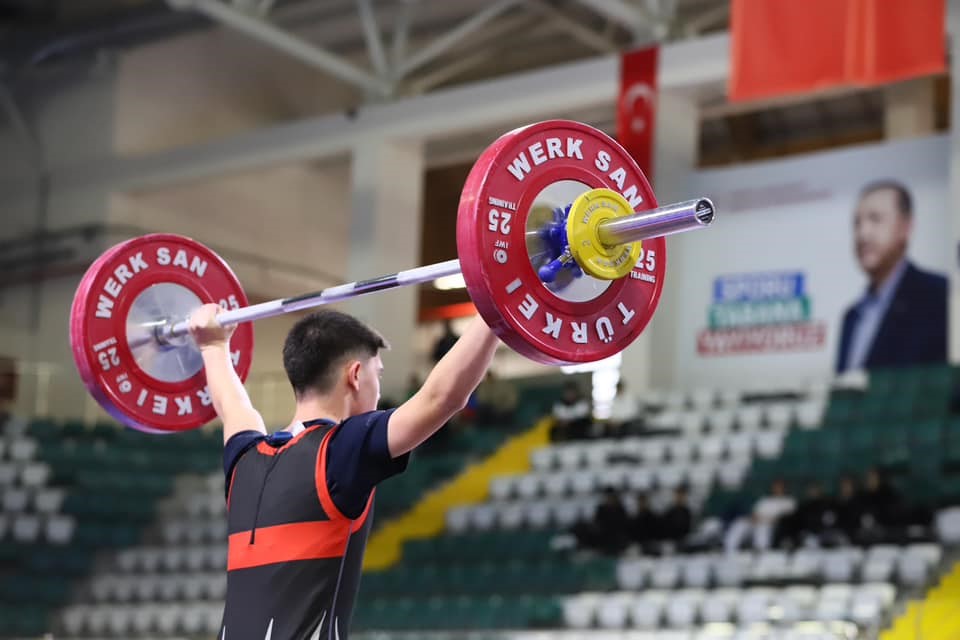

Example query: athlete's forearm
[200,343,258,427]
[420,317,500,414]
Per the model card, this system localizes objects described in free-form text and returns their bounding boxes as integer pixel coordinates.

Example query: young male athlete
[188,304,500,639]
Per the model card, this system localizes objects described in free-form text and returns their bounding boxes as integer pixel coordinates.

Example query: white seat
[86,606,109,636]
[45,514,75,544]
[446,506,470,533]
[714,555,747,587]
[764,403,793,429]
[206,572,228,599]
[795,400,824,429]
[131,604,159,634]
[906,542,942,567]
[557,445,585,469]
[697,436,726,460]
[726,432,753,458]
[655,465,685,489]
[206,544,227,570]
[682,556,713,588]
[183,574,206,600]
[751,550,789,581]
[788,548,824,579]
[470,504,497,531]
[718,458,750,489]
[155,604,179,635]
[156,576,180,601]
[690,388,716,410]
[735,406,763,431]
[597,592,633,629]
[20,462,50,488]
[162,547,185,572]
[822,550,856,583]
[616,558,648,590]
[700,588,739,623]
[203,602,225,635]
[162,519,187,544]
[140,548,163,572]
[488,475,515,501]
[707,408,737,433]
[626,467,654,492]
[630,592,667,628]
[9,438,37,462]
[133,575,160,601]
[597,466,629,491]
[541,471,570,498]
[516,473,542,499]
[11,514,40,542]
[936,507,960,543]
[754,430,784,458]
[106,604,132,636]
[552,500,581,528]
[897,553,930,587]
[679,411,705,433]
[782,585,818,621]
[562,593,600,629]
[584,442,613,468]
[526,501,551,529]
[859,582,897,609]
[650,558,682,589]
[687,464,716,490]
[665,590,702,628]
[570,469,598,495]
[205,518,228,541]
[181,604,206,634]
[639,439,668,465]
[648,410,681,431]
[667,438,695,461]
[34,487,65,513]
[3,487,29,512]
[0,463,18,486]
[530,448,555,472]
[736,589,771,624]
[61,605,86,636]
[90,576,113,602]
[861,556,895,583]
[497,502,525,530]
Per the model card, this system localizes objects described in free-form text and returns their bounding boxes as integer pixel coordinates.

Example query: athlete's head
[283,310,388,414]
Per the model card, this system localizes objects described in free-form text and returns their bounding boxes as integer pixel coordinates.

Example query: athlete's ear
[346,360,362,392]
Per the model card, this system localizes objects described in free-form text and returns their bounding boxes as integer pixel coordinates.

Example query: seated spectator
[776,481,831,548]
[572,487,631,555]
[431,319,459,363]
[724,479,796,552]
[629,492,660,551]
[855,467,905,543]
[605,379,641,437]
[550,382,593,441]
[817,475,862,545]
[659,485,693,548]
[474,371,518,426]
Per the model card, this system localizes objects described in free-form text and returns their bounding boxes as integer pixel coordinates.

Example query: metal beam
[396,0,521,78]
[18,33,729,196]
[573,0,654,39]
[527,0,616,54]
[356,0,388,79]
[390,1,414,72]
[169,0,390,96]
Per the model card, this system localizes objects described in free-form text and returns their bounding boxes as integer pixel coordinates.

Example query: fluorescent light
[434,273,466,290]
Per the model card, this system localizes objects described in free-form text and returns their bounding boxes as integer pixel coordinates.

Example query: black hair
[282,310,388,397]
[859,180,913,218]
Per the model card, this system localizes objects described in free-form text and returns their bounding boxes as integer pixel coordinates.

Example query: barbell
[69,120,715,434]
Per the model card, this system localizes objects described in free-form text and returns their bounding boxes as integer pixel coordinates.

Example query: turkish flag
[617,46,658,181]
[729,0,945,102]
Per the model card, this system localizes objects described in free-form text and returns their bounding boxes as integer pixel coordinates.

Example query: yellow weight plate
[566,188,641,280]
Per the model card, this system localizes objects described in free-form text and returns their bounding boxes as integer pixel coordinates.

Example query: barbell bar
[157,196,712,344]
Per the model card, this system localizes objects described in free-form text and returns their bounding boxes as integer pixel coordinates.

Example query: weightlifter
[188,304,500,639]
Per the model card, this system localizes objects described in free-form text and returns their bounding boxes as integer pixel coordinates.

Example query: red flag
[617,46,658,181]
[729,0,945,102]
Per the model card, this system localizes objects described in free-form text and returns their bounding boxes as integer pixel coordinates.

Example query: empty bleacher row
[562,583,897,631]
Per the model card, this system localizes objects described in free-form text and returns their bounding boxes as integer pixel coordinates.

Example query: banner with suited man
[836,180,948,373]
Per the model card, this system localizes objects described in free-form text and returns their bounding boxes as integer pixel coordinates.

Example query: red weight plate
[70,234,254,433]
[457,120,666,365]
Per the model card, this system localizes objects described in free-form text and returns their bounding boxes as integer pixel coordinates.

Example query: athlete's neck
[289,392,352,430]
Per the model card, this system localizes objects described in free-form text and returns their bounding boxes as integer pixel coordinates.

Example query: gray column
[347,138,425,396]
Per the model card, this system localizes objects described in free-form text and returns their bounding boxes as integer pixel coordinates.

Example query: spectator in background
[550,381,593,441]
[629,492,660,552]
[777,481,831,548]
[432,320,460,364]
[856,467,903,543]
[821,475,862,545]
[836,180,948,373]
[606,379,641,437]
[474,371,518,426]
[724,479,796,553]
[573,487,631,555]
[659,485,693,548]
